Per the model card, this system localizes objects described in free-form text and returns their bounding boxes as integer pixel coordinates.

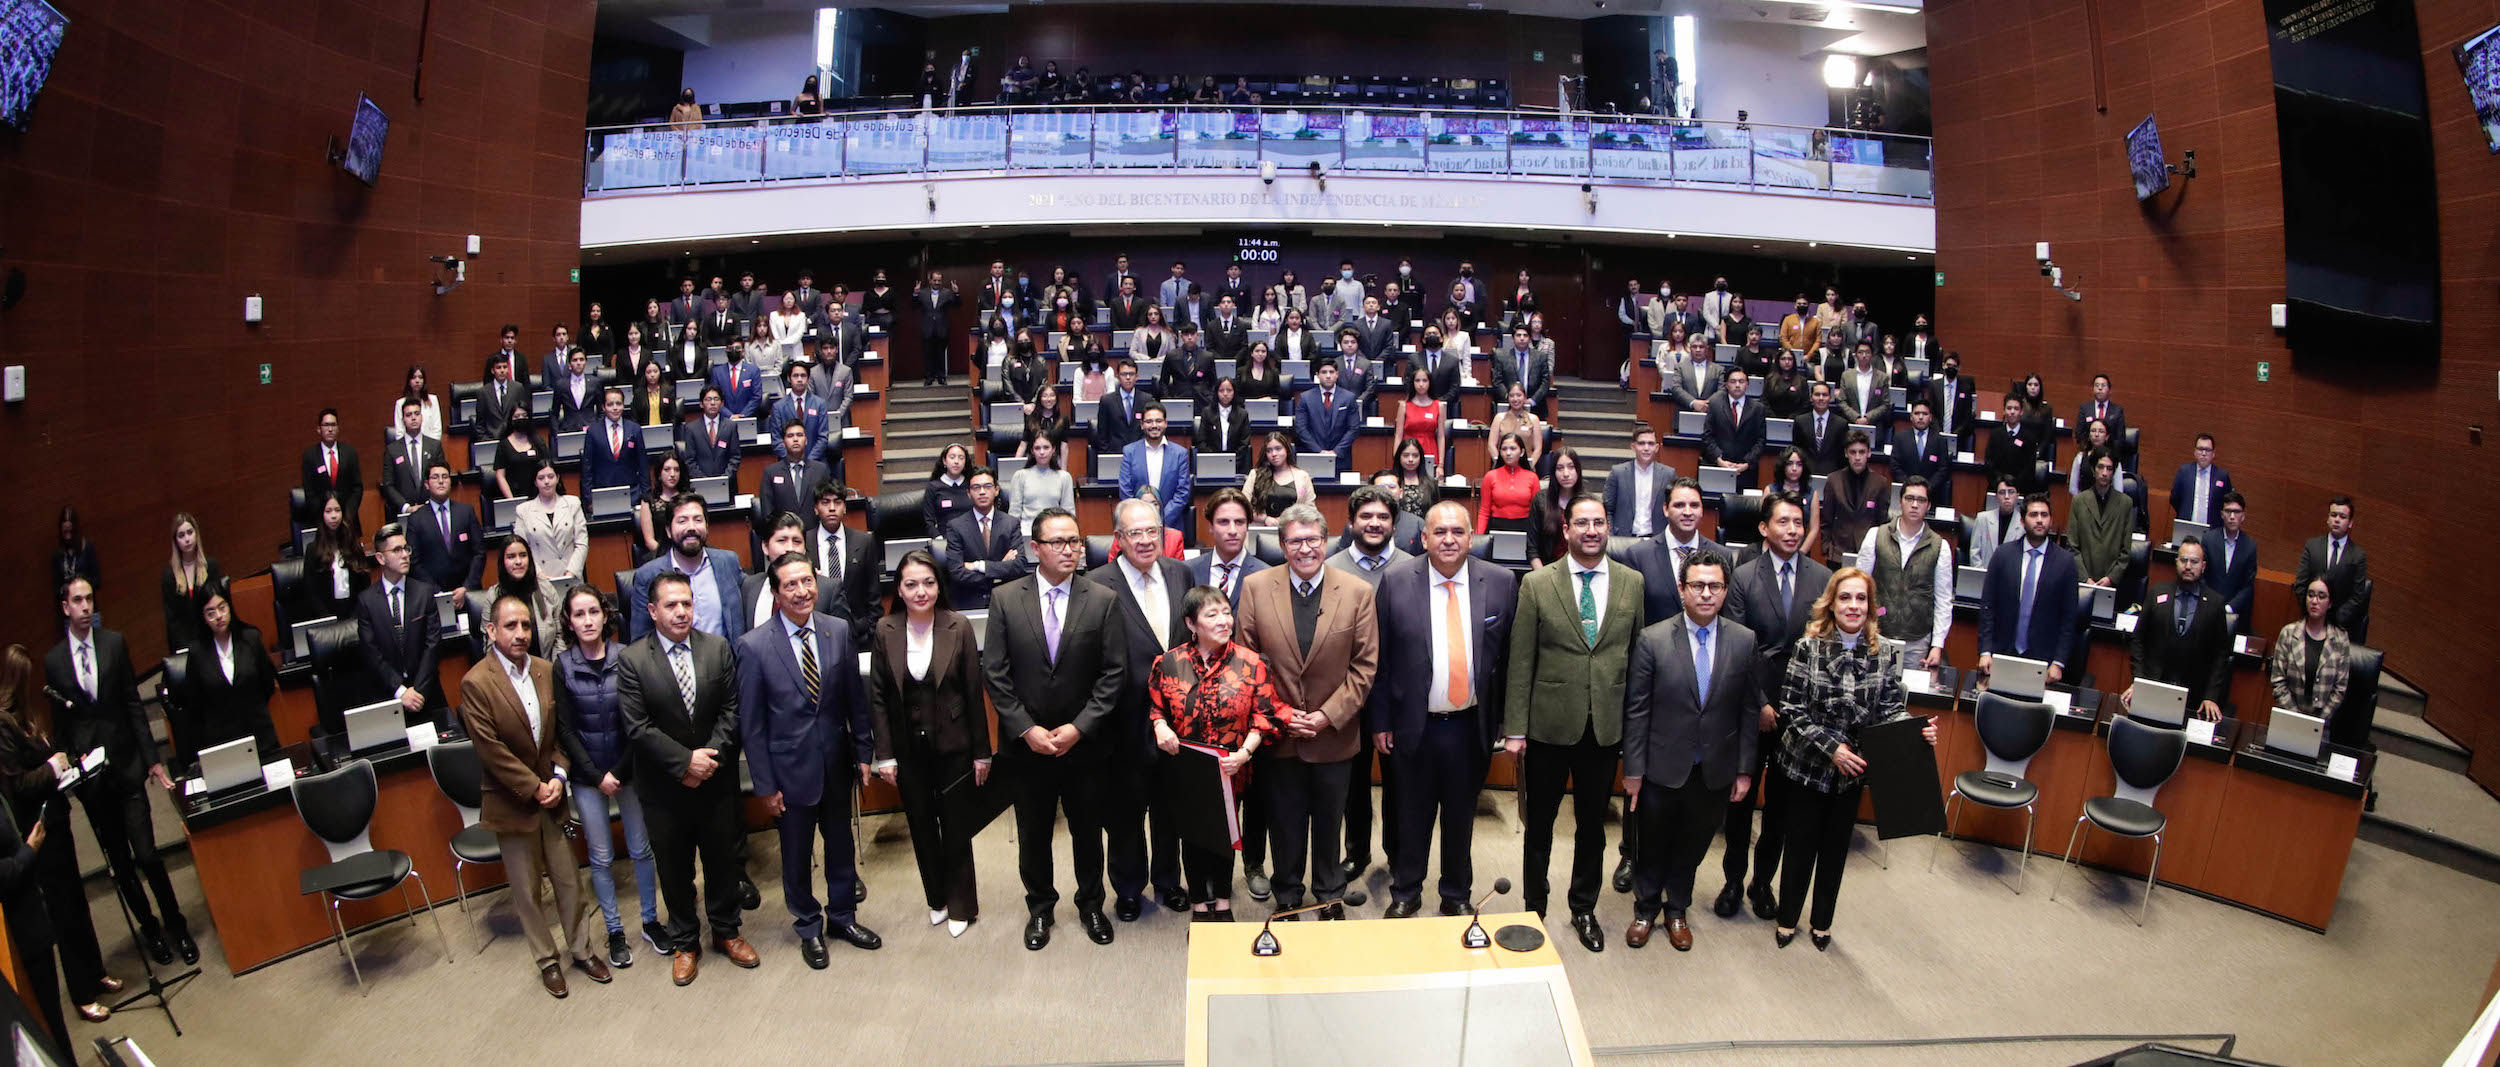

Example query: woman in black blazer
[302,491,371,626]
[161,513,224,657]
[0,645,119,1030]
[867,552,986,936]
[1196,376,1254,469]
[176,580,281,771]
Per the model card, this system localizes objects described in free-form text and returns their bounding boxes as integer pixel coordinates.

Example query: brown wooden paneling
[1928,0,2500,790]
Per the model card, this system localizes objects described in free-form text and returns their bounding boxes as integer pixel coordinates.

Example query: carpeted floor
[51,794,2500,1065]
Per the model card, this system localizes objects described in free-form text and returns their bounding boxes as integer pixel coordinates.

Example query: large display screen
[341,94,388,185]
[2458,22,2500,154]
[2125,114,2168,200]
[0,0,69,133]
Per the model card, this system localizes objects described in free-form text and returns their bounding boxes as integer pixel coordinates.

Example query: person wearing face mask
[859,271,897,329]
[1412,326,1463,405]
[1698,277,1734,340]
[1331,260,1365,321]
[1921,350,1974,438]
[669,87,702,129]
[1778,294,1816,353]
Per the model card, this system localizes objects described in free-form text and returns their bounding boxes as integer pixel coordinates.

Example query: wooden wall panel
[1927,0,2500,788]
[0,0,596,667]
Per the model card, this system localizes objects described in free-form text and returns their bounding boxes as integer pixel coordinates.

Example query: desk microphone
[1251,889,1368,957]
[1461,877,1511,949]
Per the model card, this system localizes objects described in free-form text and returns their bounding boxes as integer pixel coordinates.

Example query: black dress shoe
[1384,898,1421,919]
[739,879,762,912]
[1159,889,1188,914]
[1340,857,1368,882]
[1747,882,1777,921]
[1114,896,1143,922]
[854,881,868,905]
[1810,930,1832,952]
[829,920,882,950]
[1713,883,1743,918]
[1438,899,1465,917]
[1023,916,1052,951]
[800,936,830,970]
[1078,909,1115,945]
[173,929,199,965]
[1570,912,1605,952]
[143,934,173,966]
[1775,928,1798,949]
[1612,856,1634,893]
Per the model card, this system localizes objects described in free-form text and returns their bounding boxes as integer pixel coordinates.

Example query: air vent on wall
[1788,6,1833,22]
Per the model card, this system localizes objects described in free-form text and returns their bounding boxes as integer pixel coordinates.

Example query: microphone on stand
[1251,889,1369,957]
[1461,877,1511,949]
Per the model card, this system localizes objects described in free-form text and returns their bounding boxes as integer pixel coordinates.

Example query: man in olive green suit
[1503,495,1645,953]
[2069,446,2136,592]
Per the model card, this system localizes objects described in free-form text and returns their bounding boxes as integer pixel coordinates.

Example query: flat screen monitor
[0,0,69,133]
[2457,22,2500,154]
[342,94,389,185]
[2125,114,2168,201]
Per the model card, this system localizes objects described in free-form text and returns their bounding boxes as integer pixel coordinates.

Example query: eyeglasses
[1681,581,1727,594]
[1035,538,1084,549]
[1568,518,1608,530]
[1282,535,1326,548]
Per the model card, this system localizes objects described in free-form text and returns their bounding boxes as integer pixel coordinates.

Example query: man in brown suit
[1233,504,1378,916]
[460,593,610,997]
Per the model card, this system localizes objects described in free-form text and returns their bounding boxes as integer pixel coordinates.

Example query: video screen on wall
[2125,114,2168,200]
[2458,22,2500,154]
[0,0,69,133]
[341,94,389,185]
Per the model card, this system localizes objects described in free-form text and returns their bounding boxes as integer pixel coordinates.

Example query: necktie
[389,584,403,628]
[1577,570,1599,645]
[610,423,622,455]
[1043,588,1064,664]
[408,440,418,472]
[670,643,696,708]
[1777,561,1794,625]
[1817,413,1828,442]
[1362,554,1381,572]
[978,513,992,548]
[1443,579,1470,706]
[2177,595,2195,636]
[796,627,820,704]
[1322,390,1334,410]
[76,642,93,698]
[437,503,451,547]
[1141,572,1168,647]
[1676,545,1693,577]
[1298,579,1315,599]
[1917,431,1927,456]
[1217,562,1237,596]
[2329,541,2341,570]
[706,417,718,443]
[2016,546,2042,655]
[1693,624,1713,704]
[824,532,843,588]
[326,446,337,479]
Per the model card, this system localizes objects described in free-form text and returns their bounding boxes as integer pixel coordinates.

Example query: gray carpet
[54,795,2500,1066]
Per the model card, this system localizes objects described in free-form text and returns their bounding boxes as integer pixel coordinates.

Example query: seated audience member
[2068,447,2136,589]
[551,349,598,434]
[387,365,444,445]
[2294,496,2369,637]
[161,514,223,658]
[2203,492,2259,629]
[1248,432,1316,526]
[2269,578,2352,725]
[489,413,548,502]
[1976,494,2078,685]
[1791,381,1845,476]
[381,399,447,516]
[512,458,589,582]
[582,388,649,502]
[1488,382,1548,471]
[1965,474,2024,569]
[1008,434,1077,536]
[1817,431,1890,569]
[941,466,1028,609]
[1888,399,1953,511]
[1475,432,1538,536]
[1292,360,1360,465]
[2126,536,2231,722]
[356,523,446,716]
[1701,367,1766,491]
[1984,393,2048,494]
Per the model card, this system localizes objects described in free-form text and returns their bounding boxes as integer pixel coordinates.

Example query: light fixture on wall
[2036,242,2083,302]
[1822,55,1860,90]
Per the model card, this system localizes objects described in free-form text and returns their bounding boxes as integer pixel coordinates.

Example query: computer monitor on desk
[2263,708,2326,760]
[1955,566,1986,601]
[1297,452,1338,481]
[1990,655,2050,700]
[1768,420,1793,445]
[1675,410,1706,437]
[883,537,930,574]
[1488,529,1529,563]
[2130,680,2190,727]
[1698,466,1741,496]
[642,424,674,452]
[1283,359,1312,383]
[1247,398,1278,422]
[2079,582,2116,623]
[1197,453,1237,478]
[555,431,584,460]
[989,403,1020,430]
[1095,451,1122,482]
[993,455,1028,480]
[2170,518,2210,549]
[289,617,335,662]
[342,700,406,755]
[691,475,731,506]
[730,416,756,443]
[674,378,703,404]
[196,736,263,793]
[590,485,633,519]
[1163,398,1195,425]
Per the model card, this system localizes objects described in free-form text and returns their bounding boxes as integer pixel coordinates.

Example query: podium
[1184,913,1592,1067]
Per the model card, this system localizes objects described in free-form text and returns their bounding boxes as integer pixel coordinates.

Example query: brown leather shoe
[670,949,699,986]
[574,954,613,984]
[713,936,760,968]
[1625,919,1654,949]
[540,962,569,999]
[1665,916,1694,952]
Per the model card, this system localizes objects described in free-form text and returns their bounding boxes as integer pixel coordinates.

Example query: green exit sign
[258,363,272,385]
[1532,50,1545,62]
[2256,362,2270,382]
[1934,271,1945,287]
[570,268,580,284]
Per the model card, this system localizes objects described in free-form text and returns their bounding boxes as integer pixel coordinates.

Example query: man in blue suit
[707,344,763,418]
[2168,432,2233,527]
[630,494,745,641]
[1976,493,2081,684]
[1117,403,1193,531]
[581,388,648,501]
[1186,489,1269,605]
[769,364,836,466]
[737,552,881,966]
[1093,360,1153,460]
[2203,491,2260,630]
[1293,359,1360,465]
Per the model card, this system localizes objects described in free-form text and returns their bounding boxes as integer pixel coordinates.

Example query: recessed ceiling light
[1808,241,1819,247]
[750,239,760,244]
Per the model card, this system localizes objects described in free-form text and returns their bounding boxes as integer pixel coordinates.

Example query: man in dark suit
[701,302,741,349]
[738,553,881,968]
[1625,480,1728,629]
[1350,295,1398,362]
[1490,324,1553,416]
[915,272,961,386]
[405,462,485,605]
[678,387,740,490]
[790,270,828,340]
[549,347,595,431]
[301,408,364,526]
[727,271,764,331]
[1158,331,1220,411]
[1371,501,1518,917]
[975,261,1016,335]
[380,400,447,517]
[1662,292,1707,341]
[1834,342,1893,447]
[1701,366,1766,491]
[942,467,1029,610]
[1412,328,1465,405]
[1603,428,1679,540]
[1187,489,1268,605]
[1292,359,1360,465]
[1206,295,1251,359]
[1888,398,1954,511]
[1921,350,1976,440]
[706,344,762,419]
[1978,493,2082,684]
[1088,499,1195,920]
[984,509,1129,951]
[770,364,838,467]
[1093,360,1153,459]
[629,495,747,641]
[2075,373,2130,464]
[667,278,702,333]
[475,353,528,445]
[486,323,528,389]
[2204,492,2259,630]
[807,484,878,647]
[582,389,649,502]
[356,523,445,717]
[1985,393,2048,495]
[1107,276,1147,331]
[2168,433,2234,528]
[2294,496,2370,635]
[618,571,751,985]
[1214,265,1255,324]
[1621,550,1763,952]
[49,576,195,965]
[739,516,818,634]
[2128,536,2232,722]
[756,422,831,552]
[1715,492,1829,917]
[1504,496,1644,952]
[825,294,868,370]
[1792,380,1846,476]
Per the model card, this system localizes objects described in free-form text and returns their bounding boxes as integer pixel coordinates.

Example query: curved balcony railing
[583,105,1933,201]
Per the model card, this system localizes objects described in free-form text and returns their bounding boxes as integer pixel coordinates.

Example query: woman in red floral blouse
[1150,585,1284,920]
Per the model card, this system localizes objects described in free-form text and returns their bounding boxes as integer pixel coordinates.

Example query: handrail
[582,103,1933,203]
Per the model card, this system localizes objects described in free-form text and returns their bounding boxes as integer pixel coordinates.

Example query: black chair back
[294,759,380,862]
[1603,535,1642,568]
[159,655,189,708]
[2107,716,2186,795]
[2346,579,2373,647]
[270,557,307,629]
[289,487,310,526]
[2329,644,2383,751]
[427,741,483,811]
[1084,535,1116,569]
[306,619,374,738]
[1718,493,1764,547]
[1974,691,2055,766]
[1250,531,1285,566]
[1468,534,1493,560]
[874,487,930,540]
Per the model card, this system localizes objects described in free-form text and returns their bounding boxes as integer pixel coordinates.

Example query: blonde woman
[160,514,223,656]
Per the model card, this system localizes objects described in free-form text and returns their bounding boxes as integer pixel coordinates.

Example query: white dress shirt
[1857,522,1954,647]
[215,635,236,683]
[1118,557,1172,648]
[1567,557,1611,632]
[1631,461,1658,537]
[1144,440,1166,494]
[499,648,542,738]
[1426,564,1475,713]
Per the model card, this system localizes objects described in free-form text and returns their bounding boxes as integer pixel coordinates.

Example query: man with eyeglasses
[1505,496,1643,952]
[1718,491,1830,921]
[942,466,1028,610]
[1088,499,1196,921]
[2203,492,2259,632]
[1621,548,1762,952]
[984,509,1129,951]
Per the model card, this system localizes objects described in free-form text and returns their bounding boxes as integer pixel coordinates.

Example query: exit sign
[258,363,272,385]
[1532,50,1545,62]
[570,268,580,284]
[1934,271,1945,287]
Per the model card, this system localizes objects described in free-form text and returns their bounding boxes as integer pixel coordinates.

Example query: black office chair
[2345,579,2374,649]
[158,656,198,773]
[1718,492,1765,548]
[1931,691,2056,893]
[987,424,1025,459]
[293,758,453,994]
[269,556,307,652]
[612,569,637,615]
[1084,534,1116,569]
[2330,644,2384,752]
[305,618,371,738]
[288,487,310,530]
[425,741,505,952]
[2050,715,2187,925]
[874,486,931,541]
[448,382,480,433]
[1246,531,1284,567]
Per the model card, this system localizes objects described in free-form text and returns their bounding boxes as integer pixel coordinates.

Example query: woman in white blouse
[867,551,986,936]
[1005,433,1076,535]
[744,324,783,385]
[768,291,808,365]
[510,458,589,581]
[1252,291,1284,334]
[386,364,443,443]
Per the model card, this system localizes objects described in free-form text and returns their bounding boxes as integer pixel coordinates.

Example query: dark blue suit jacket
[708,360,763,418]
[942,509,1031,609]
[2204,532,2259,623]
[582,418,648,500]
[1186,550,1270,605]
[1977,538,2081,668]
[735,611,871,808]
[1366,555,1518,751]
[2168,463,2233,526]
[1094,386,1153,457]
[1118,440,1194,530]
[1292,383,1360,458]
[768,393,834,465]
[677,412,740,485]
